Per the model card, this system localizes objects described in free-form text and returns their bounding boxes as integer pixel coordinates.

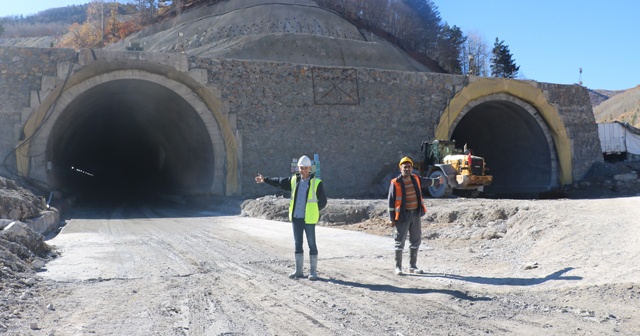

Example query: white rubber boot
[395,250,403,275]
[409,248,424,274]
[308,254,318,280]
[289,253,304,279]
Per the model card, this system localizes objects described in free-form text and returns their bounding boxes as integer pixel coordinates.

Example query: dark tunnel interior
[451,100,557,196]
[47,79,215,204]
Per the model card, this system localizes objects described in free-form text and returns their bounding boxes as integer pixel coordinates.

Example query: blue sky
[0,0,89,17]
[437,0,640,91]
[2,1,638,90]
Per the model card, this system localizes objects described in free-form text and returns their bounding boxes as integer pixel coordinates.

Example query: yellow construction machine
[415,140,493,197]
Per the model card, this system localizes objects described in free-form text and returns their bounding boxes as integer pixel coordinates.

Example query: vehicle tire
[378,171,398,197]
[427,170,451,198]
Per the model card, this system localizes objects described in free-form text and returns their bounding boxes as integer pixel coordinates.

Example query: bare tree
[129,0,158,25]
[387,1,422,46]
[462,30,490,76]
[357,0,390,30]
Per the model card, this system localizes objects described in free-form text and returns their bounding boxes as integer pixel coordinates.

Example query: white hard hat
[297,155,312,167]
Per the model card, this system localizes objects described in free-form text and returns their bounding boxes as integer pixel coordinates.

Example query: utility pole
[578,67,583,86]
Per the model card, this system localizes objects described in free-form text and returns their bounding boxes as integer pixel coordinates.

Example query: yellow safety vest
[289,175,322,224]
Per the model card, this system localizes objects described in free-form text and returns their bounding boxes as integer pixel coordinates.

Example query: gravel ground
[1,160,639,335]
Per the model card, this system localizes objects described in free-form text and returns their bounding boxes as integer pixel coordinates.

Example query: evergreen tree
[0,22,4,37]
[403,0,442,57]
[437,23,466,74]
[490,37,520,78]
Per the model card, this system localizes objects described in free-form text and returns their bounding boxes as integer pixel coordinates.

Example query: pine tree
[490,37,520,78]
[437,23,466,74]
[403,0,442,57]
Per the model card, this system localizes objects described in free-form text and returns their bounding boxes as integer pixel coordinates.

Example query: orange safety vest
[392,174,427,221]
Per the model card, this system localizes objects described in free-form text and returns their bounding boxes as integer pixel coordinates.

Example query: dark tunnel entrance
[450,99,559,196]
[47,79,215,203]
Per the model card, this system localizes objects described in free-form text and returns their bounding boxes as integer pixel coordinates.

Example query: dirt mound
[241,195,387,223]
[242,195,537,244]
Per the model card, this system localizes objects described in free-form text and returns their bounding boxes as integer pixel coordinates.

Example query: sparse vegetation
[593,85,640,127]
[1,1,140,47]
[0,4,86,38]
[2,0,515,78]
[54,1,142,49]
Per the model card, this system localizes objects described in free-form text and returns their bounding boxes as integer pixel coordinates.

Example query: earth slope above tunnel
[105,0,438,72]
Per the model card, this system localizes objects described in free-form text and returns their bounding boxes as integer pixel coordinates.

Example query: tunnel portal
[47,78,215,202]
[450,95,559,196]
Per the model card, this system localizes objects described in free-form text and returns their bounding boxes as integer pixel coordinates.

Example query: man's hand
[255,174,264,183]
[388,220,396,227]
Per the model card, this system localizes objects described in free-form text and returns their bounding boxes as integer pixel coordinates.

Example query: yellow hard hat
[399,156,413,166]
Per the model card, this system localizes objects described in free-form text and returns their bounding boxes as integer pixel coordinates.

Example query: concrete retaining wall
[197,58,601,197]
[0,47,601,198]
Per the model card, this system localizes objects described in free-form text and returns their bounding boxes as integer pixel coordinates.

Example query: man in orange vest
[388,156,442,275]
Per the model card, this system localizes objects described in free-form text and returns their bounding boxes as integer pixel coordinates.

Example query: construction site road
[16,196,640,335]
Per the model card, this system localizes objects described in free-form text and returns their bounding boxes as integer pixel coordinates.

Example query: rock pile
[0,177,45,221]
[0,176,59,333]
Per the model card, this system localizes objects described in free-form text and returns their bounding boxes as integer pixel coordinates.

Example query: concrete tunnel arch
[435,78,573,195]
[17,60,239,199]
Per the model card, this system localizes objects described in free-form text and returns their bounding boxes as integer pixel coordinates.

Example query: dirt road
[5,195,637,335]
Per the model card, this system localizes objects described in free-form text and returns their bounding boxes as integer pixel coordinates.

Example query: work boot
[409,248,424,274]
[394,250,403,275]
[308,254,318,280]
[289,253,304,279]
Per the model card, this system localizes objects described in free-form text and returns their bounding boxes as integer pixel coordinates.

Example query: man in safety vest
[388,156,443,275]
[255,155,327,280]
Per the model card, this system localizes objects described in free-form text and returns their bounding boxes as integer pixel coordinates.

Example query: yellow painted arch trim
[16,59,239,195]
[435,77,572,185]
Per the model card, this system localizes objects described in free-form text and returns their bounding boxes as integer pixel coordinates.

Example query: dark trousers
[292,218,318,255]
[394,210,421,251]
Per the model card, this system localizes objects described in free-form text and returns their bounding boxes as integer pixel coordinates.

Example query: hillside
[588,88,625,107]
[2,0,638,123]
[0,4,87,38]
[593,85,640,127]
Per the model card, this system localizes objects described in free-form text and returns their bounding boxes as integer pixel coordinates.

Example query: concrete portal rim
[24,67,234,195]
[436,77,572,185]
[454,93,560,188]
